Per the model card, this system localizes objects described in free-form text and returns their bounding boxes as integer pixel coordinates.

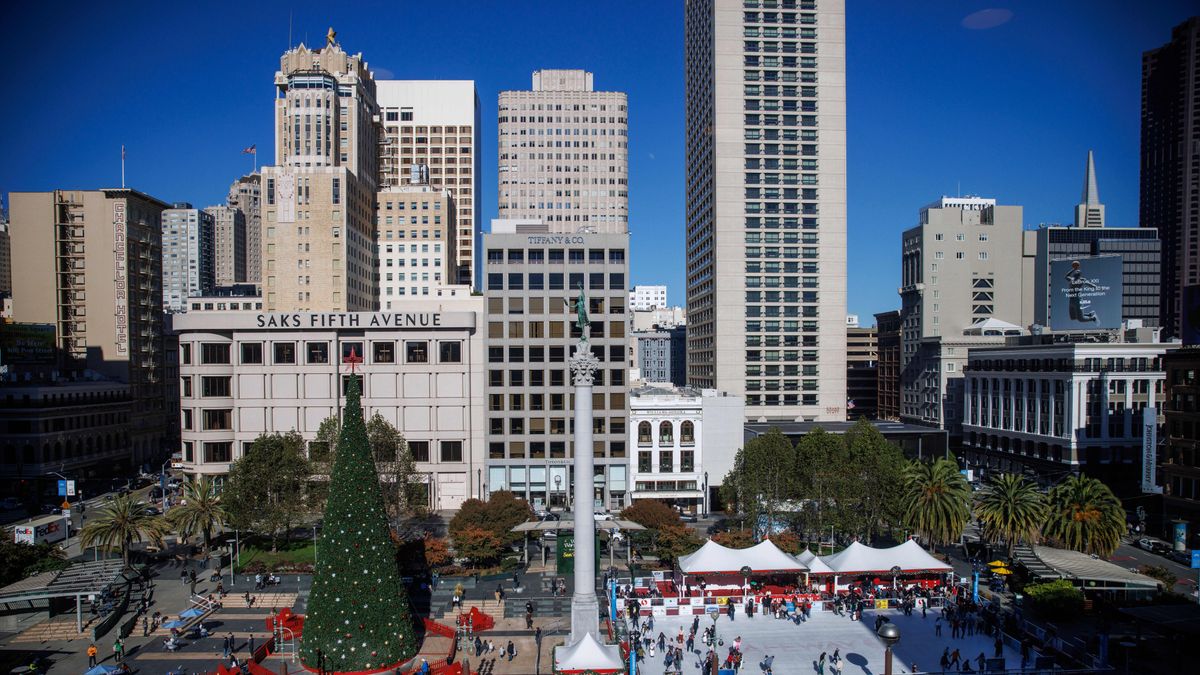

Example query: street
[1107,541,1198,596]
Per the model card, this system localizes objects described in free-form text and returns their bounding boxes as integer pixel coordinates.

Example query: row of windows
[183,340,462,367]
[636,450,697,474]
[487,440,627,459]
[184,438,465,464]
[487,272,625,292]
[487,367,626,388]
[635,421,696,445]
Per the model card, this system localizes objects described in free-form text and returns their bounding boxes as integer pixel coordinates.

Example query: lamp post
[703,471,709,518]
[706,607,723,675]
[877,622,900,675]
[554,474,562,507]
[740,565,753,596]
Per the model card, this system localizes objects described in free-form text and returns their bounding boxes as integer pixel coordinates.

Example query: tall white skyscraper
[377,81,481,287]
[498,70,629,233]
[684,0,847,421]
[162,203,215,312]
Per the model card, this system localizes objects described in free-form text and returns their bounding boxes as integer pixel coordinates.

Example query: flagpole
[121,145,126,188]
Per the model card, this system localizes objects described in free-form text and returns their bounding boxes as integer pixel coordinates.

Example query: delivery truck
[12,515,67,546]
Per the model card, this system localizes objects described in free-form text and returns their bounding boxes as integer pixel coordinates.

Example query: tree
[1043,474,1125,557]
[223,431,311,552]
[168,475,229,554]
[765,531,803,555]
[312,413,419,517]
[0,542,69,586]
[793,427,854,538]
[300,376,417,672]
[711,529,757,549]
[619,500,683,531]
[620,499,694,561]
[900,457,971,549]
[422,536,452,569]
[448,487,532,562]
[654,524,702,566]
[452,526,504,566]
[843,419,907,543]
[720,428,796,535]
[974,474,1047,557]
[79,495,168,566]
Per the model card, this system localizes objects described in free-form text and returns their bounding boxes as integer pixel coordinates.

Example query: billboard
[0,323,57,365]
[1049,255,1123,330]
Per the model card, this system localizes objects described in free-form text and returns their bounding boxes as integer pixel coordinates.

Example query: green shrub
[1024,579,1083,619]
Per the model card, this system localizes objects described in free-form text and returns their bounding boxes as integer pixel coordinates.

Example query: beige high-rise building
[8,188,172,466]
[227,174,261,284]
[260,36,380,312]
[376,185,458,307]
[498,69,628,233]
[898,196,1037,437]
[684,0,848,421]
[206,204,246,288]
[377,81,480,287]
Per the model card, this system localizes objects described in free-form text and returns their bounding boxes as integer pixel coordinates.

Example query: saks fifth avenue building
[172,297,485,510]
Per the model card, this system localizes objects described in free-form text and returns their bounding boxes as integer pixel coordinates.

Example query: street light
[740,565,753,594]
[877,622,901,675]
[703,471,709,518]
[706,607,724,675]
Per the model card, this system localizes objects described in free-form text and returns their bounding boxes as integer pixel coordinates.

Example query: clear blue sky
[2,1,1194,322]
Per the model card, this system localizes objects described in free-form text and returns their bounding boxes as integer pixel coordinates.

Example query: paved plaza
[631,608,1023,675]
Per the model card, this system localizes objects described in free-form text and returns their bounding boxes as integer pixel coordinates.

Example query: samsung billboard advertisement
[1048,255,1123,331]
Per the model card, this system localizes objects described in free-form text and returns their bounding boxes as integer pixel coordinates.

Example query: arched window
[638,422,652,445]
[681,421,695,445]
[659,421,673,444]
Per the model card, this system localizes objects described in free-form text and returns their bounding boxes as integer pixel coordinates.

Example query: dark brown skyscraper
[1141,17,1200,338]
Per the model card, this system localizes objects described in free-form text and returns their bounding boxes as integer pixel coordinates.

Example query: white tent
[554,632,625,673]
[678,538,808,574]
[824,540,953,574]
[795,548,835,575]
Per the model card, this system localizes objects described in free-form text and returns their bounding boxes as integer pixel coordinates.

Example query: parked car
[1166,549,1190,565]
[142,506,162,517]
[1137,537,1170,553]
[594,511,614,522]
[0,497,22,511]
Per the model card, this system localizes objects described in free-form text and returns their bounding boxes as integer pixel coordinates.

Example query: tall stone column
[569,344,600,645]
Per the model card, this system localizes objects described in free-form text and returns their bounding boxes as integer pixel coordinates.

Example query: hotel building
[684,0,848,420]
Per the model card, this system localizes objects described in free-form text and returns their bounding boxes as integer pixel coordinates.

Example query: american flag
[242,144,256,154]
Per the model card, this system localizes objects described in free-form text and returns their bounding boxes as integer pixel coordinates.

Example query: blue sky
[2,1,1194,322]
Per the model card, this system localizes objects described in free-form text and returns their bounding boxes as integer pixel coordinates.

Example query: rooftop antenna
[288,9,293,49]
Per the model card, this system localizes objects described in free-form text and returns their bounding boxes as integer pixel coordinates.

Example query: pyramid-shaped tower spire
[1082,150,1100,205]
[1074,150,1105,228]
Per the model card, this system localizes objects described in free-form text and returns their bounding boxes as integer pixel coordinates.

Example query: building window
[341,375,364,396]
[659,421,674,444]
[203,442,232,463]
[659,451,673,473]
[201,376,231,397]
[332,178,341,205]
[340,342,364,362]
[681,450,695,472]
[200,343,231,364]
[240,343,263,364]
[182,441,193,462]
[274,342,296,364]
[409,441,430,462]
[202,409,232,430]
[681,421,695,445]
[181,344,192,365]
[406,341,429,363]
[181,409,193,431]
[440,441,464,462]
[638,422,652,445]
[439,341,462,363]
[306,342,329,364]
[373,341,395,364]
[638,451,652,473]
[181,377,192,398]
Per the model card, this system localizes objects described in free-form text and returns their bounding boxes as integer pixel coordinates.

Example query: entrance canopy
[823,540,953,575]
[678,538,808,575]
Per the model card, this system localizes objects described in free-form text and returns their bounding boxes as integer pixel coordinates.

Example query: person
[452,590,461,610]
[976,652,986,671]
[249,635,256,658]
[512,570,520,590]
[962,660,974,673]
[224,634,232,659]
[950,648,960,667]
[495,584,503,603]
[733,636,742,652]
[818,651,826,675]
[940,649,951,672]
[180,569,187,585]
[911,663,919,674]
[526,609,534,630]
[200,623,210,638]
[113,638,124,663]
[419,658,430,675]
[727,602,735,621]
[993,636,1003,658]
[87,644,98,667]
[935,616,943,636]
[535,626,543,646]
[686,632,695,653]
[649,642,655,658]
[474,636,483,657]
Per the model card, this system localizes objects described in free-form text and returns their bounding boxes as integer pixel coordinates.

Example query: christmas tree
[300,374,417,673]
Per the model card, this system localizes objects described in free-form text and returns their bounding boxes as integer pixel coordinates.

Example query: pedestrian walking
[180,569,187,585]
[495,584,503,603]
[87,644,98,667]
[976,653,986,671]
[993,636,1003,658]
[249,635,256,658]
[950,648,961,667]
[935,616,943,636]
[142,616,148,637]
[818,651,826,675]
[526,610,534,629]
[223,634,232,659]
[113,638,124,663]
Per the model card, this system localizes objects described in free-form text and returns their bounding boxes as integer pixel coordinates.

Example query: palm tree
[900,457,971,549]
[975,473,1047,557]
[168,475,229,554]
[1044,474,1125,557]
[79,494,169,566]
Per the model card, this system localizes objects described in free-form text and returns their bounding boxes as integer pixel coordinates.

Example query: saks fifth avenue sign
[256,313,442,328]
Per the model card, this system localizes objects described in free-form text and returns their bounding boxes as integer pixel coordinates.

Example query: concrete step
[10,615,89,643]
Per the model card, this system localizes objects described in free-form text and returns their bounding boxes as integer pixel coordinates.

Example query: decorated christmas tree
[300,373,417,673]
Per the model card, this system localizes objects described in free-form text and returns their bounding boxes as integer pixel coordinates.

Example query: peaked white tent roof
[678,538,808,574]
[554,632,625,673]
[824,540,953,574]
[796,548,835,575]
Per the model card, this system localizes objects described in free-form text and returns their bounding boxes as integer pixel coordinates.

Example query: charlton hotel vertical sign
[113,201,128,354]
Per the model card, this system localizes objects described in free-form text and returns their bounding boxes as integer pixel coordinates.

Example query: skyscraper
[376,185,457,307]
[498,70,628,232]
[206,204,246,289]
[377,81,481,287]
[1141,17,1200,339]
[227,174,261,285]
[684,0,847,421]
[1074,150,1105,228]
[260,34,379,312]
[162,204,215,312]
